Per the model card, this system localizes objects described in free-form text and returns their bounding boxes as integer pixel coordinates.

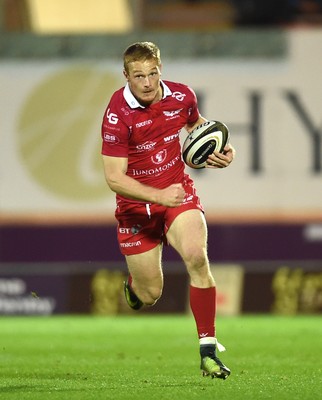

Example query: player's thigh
[125,244,163,288]
[166,209,208,262]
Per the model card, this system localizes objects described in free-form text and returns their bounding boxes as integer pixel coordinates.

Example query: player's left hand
[206,143,236,169]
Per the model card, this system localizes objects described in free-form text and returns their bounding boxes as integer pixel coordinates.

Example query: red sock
[190,285,216,339]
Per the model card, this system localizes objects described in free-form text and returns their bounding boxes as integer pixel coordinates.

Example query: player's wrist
[150,188,163,205]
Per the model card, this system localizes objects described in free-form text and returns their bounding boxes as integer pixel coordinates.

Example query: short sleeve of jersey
[185,85,200,125]
[101,90,130,157]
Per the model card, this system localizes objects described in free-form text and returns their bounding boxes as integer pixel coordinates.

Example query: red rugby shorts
[115,175,204,255]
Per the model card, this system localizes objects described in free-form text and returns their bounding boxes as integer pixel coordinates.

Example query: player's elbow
[104,172,120,193]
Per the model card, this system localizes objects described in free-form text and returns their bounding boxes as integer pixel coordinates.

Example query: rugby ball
[182,120,230,169]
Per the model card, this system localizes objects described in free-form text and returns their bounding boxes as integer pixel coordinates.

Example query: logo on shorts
[131,224,142,234]
[119,225,142,235]
[120,241,142,248]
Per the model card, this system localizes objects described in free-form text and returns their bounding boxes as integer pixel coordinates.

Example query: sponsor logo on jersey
[106,108,119,124]
[163,108,183,118]
[103,132,120,144]
[172,91,186,102]
[152,150,167,165]
[164,131,180,143]
[105,125,120,132]
[135,119,153,128]
[136,141,157,152]
[132,155,181,177]
[121,107,130,116]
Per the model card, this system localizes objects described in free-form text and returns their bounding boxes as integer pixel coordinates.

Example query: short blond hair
[123,42,161,73]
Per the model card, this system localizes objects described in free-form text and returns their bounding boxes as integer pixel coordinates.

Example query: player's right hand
[158,184,185,207]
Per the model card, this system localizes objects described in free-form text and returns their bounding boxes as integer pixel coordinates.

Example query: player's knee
[185,249,208,272]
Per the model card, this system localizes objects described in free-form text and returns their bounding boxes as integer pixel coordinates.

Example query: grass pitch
[0,314,321,400]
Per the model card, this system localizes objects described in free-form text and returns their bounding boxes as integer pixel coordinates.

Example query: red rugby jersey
[101,80,199,191]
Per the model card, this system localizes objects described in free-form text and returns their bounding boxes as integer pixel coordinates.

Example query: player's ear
[123,69,129,80]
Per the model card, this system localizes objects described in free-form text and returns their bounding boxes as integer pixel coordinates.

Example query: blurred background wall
[0,0,321,316]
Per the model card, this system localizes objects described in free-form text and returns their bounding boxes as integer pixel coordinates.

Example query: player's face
[124,59,162,106]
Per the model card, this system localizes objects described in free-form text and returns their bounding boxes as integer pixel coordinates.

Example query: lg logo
[106,108,118,124]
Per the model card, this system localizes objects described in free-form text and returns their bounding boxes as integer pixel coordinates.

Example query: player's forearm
[106,173,161,204]
[185,115,207,133]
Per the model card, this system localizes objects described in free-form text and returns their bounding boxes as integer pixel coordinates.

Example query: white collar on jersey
[123,80,172,109]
